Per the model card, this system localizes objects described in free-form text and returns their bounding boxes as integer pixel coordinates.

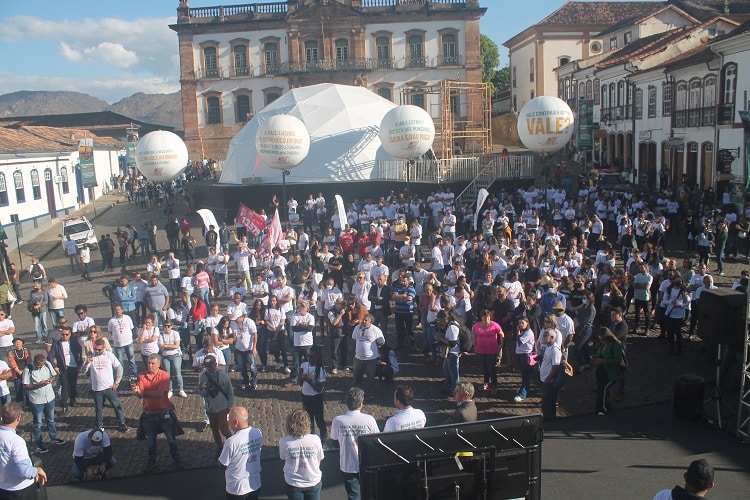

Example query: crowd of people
[0,171,746,498]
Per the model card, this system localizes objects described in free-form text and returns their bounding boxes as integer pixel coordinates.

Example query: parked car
[59,215,98,250]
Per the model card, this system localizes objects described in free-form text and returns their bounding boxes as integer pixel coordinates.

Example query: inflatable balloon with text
[379,105,435,159]
[134,130,189,182]
[516,96,575,153]
[255,114,311,170]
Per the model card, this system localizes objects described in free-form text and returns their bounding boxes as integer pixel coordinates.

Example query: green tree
[492,65,510,92]
[480,34,500,83]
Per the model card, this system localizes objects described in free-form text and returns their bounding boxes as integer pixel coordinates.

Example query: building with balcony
[508,0,750,193]
[170,0,487,160]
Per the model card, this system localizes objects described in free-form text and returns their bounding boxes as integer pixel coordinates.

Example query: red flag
[236,203,266,237]
[261,209,282,254]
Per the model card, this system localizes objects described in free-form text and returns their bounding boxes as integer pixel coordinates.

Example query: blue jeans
[217,273,229,296]
[30,400,58,447]
[33,314,48,340]
[93,388,126,429]
[235,349,257,386]
[443,354,460,394]
[422,321,436,357]
[48,308,65,327]
[198,286,211,307]
[515,353,532,399]
[284,480,321,500]
[291,345,311,381]
[343,472,360,500]
[142,412,181,464]
[71,456,117,480]
[161,354,184,392]
[114,344,137,379]
[716,245,726,273]
[218,347,231,368]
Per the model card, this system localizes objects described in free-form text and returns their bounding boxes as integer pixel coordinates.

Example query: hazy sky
[0,0,650,103]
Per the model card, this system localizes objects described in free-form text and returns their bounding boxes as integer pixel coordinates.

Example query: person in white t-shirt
[331,387,380,498]
[297,346,327,440]
[352,315,385,392]
[219,406,263,500]
[279,409,325,497]
[71,428,116,481]
[107,306,137,381]
[384,385,426,432]
[84,339,128,432]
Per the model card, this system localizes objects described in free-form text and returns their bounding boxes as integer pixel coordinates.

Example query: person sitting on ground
[375,342,399,383]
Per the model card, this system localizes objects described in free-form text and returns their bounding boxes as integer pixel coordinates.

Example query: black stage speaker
[697,288,746,349]
[673,374,704,420]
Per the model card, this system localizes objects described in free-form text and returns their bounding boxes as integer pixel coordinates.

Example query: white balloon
[134,131,188,181]
[517,96,575,153]
[255,115,311,170]
[378,105,435,159]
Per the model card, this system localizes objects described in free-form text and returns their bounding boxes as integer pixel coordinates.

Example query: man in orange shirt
[133,353,184,474]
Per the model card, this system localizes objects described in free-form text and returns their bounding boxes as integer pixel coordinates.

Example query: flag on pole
[334,194,346,230]
[196,209,221,253]
[261,209,282,255]
[236,203,267,237]
[474,188,490,231]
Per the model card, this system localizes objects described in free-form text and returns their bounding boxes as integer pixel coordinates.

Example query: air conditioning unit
[589,40,603,55]
[241,177,262,185]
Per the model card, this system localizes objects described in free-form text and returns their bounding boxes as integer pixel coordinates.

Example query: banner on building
[577,99,594,151]
[126,127,139,173]
[236,203,266,237]
[78,138,97,187]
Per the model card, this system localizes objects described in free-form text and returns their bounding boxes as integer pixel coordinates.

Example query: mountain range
[0,90,183,130]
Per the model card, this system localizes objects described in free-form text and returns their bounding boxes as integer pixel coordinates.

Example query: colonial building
[507,0,749,193]
[170,0,487,160]
[0,126,122,243]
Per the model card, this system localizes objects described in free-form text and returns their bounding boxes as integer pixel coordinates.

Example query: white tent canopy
[219,83,406,185]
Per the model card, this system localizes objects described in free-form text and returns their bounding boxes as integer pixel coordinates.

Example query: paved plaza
[4,187,748,495]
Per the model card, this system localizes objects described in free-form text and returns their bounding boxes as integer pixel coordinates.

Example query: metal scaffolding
[738,288,750,443]
[400,80,492,159]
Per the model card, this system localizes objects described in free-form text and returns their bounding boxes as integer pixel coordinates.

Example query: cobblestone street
[7,190,744,486]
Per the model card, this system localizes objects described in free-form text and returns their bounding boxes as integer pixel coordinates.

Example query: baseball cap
[88,429,104,445]
[685,459,714,490]
[203,356,217,367]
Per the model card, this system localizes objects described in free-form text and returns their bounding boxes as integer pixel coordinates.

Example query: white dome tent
[220,83,409,185]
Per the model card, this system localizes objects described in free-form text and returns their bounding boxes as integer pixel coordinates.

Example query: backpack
[31,263,43,280]
[450,321,474,354]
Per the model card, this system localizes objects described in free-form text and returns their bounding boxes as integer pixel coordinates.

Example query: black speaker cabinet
[673,374,704,420]
[697,288,746,349]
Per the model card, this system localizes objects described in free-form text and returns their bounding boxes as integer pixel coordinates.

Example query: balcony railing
[187,2,287,19]
[599,106,631,124]
[362,0,467,7]
[196,54,466,80]
[673,107,722,128]
[375,58,395,69]
[406,57,428,68]
[437,55,463,67]
[196,66,256,79]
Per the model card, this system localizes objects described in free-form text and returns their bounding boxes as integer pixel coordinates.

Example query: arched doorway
[669,144,684,190]
[647,142,657,188]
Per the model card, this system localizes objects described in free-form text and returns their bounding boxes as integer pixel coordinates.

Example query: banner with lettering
[78,138,97,187]
[236,203,266,237]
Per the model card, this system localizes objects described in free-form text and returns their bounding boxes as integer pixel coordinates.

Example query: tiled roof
[662,44,716,70]
[538,1,666,25]
[20,126,123,148]
[0,111,172,132]
[595,26,692,68]
[0,128,65,153]
[672,0,750,17]
[0,126,122,153]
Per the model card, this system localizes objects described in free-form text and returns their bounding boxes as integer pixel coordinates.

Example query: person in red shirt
[133,354,184,474]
